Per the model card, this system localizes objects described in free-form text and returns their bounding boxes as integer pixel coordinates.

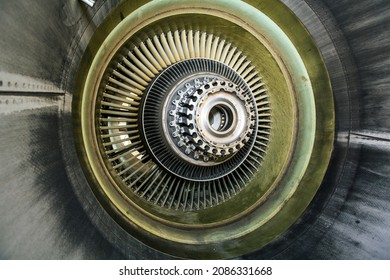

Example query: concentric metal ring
[186,78,255,157]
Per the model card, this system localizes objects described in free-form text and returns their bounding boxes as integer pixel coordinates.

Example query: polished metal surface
[0,0,389,259]
[180,78,255,158]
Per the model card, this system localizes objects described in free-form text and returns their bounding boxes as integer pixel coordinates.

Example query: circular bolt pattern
[169,79,256,162]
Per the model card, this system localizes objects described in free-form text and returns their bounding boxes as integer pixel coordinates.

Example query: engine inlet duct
[76,0,334,258]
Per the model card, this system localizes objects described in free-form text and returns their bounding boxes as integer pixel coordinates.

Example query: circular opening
[208,104,233,132]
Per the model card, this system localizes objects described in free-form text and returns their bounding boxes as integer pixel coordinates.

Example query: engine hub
[141,59,260,181]
[173,78,255,160]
